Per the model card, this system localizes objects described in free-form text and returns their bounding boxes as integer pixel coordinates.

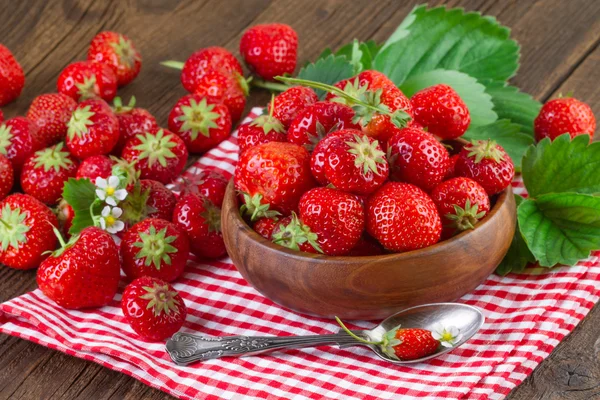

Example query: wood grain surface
[0,0,599,398]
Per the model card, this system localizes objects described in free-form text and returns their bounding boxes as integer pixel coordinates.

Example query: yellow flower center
[105,216,116,226]
[441,331,454,342]
[106,186,116,196]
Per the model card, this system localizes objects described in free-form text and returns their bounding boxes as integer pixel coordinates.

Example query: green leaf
[496,195,535,276]
[463,119,534,171]
[518,193,600,267]
[483,80,541,134]
[62,178,98,235]
[374,5,520,84]
[522,134,600,198]
[399,69,497,128]
[297,54,355,99]
[332,40,381,72]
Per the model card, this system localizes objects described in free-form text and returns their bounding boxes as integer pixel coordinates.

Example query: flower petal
[431,331,442,341]
[105,197,117,207]
[96,189,106,200]
[112,207,123,218]
[95,177,107,188]
[440,341,453,348]
[113,221,125,232]
[101,206,111,217]
[108,176,120,188]
[114,189,128,201]
[99,218,106,229]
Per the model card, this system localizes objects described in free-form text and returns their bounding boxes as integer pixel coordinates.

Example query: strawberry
[0,116,42,174]
[112,96,159,154]
[121,276,187,341]
[121,128,188,184]
[66,99,120,159]
[455,140,515,195]
[88,31,142,87]
[168,94,232,153]
[346,234,384,256]
[298,187,364,256]
[366,182,441,252]
[193,69,248,123]
[387,127,449,192]
[269,86,318,128]
[253,216,280,239]
[37,226,120,308]
[120,218,189,282]
[238,97,286,153]
[0,154,13,199]
[389,328,439,360]
[180,46,243,93]
[20,142,79,205]
[0,45,24,106]
[56,199,74,237]
[0,109,3,123]
[140,179,177,220]
[235,142,315,215]
[240,23,298,81]
[57,61,117,102]
[76,154,114,181]
[271,213,322,253]
[173,192,226,259]
[534,97,596,142]
[26,93,77,147]
[183,170,228,206]
[0,193,58,269]
[309,129,356,185]
[445,154,459,180]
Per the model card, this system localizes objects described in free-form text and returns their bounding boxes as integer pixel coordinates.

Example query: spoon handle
[166,331,362,365]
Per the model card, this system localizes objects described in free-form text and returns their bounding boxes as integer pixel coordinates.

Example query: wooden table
[1,0,599,398]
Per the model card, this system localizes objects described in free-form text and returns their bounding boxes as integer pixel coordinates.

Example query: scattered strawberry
[140,179,177,220]
[269,86,318,128]
[366,182,441,252]
[193,69,248,123]
[76,154,114,181]
[271,213,322,253]
[56,198,74,237]
[0,154,13,199]
[180,46,243,93]
[238,97,286,153]
[455,140,515,195]
[121,276,187,341]
[186,170,228,206]
[112,96,159,154]
[0,116,42,174]
[253,216,280,239]
[66,99,120,159]
[0,193,58,269]
[534,97,596,142]
[390,328,440,360]
[57,60,118,102]
[309,129,356,185]
[240,23,298,81]
[26,93,77,147]
[346,234,384,256]
[88,31,142,87]
[445,154,459,180]
[0,45,24,106]
[20,142,79,205]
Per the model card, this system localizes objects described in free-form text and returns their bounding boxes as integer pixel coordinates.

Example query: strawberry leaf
[62,178,99,235]
[297,54,355,99]
[496,195,535,276]
[483,80,541,135]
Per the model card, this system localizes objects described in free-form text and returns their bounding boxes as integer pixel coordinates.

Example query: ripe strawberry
[0,154,13,199]
[0,193,58,269]
[347,234,384,256]
[88,31,142,87]
[269,86,318,128]
[298,187,364,256]
[235,142,315,215]
[0,109,3,123]
[66,99,119,159]
[455,140,515,195]
[0,116,42,174]
[240,23,298,81]
[366,182,441,252]
[0,45,24,106]
[185,170,228,206]
[112,96,159,154]
[253,216,280,239]
[180,46,243,93]
[76,154,114,181]
[57,60,117,102]
[168,94,232,153]
[270,213,322,253]
[387,127,449,191]
[173,192,226,259]
[193,69,248,123]
[140,179,177,220]
[534,97,596,142]
[238,98,286,153]
[37,226,120,308]
[310,129,356,185]
[121,128,188,184]
[26,93,78,148]
[120,218,189,282]
[21,143,79,205]
[330,70,392,92]
[56,198,74,237]
[390,328,440,360]
[445,154,459,180]
[410,84,470,140]
[122,276,187,341]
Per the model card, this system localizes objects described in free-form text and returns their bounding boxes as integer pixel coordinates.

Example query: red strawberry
[121,276,187,341]
[0,116,42,174]
[26,93,77,147]
[120,218,189,282]
[240,23,298,81]
[112,96,159,154]
[173,192,226,259]
[76,154,114,181]
[534,97,596,142]
[193,69,248,123]
[269,86,318,128]
[310,129,356,185]
[168,94,232,153]
[444,154,459,180]
[180,46,243,93]
[0,45,24,106]
[253,216,279,239]
[186,170,228,206]
[121,128,188,184]
[347,234,384,256]
[140,179,177,220]
[235,142,315,215]
[238,99,286,153]
[366,182,441,252]
[271,213,321,253]
[0,193,58,269]
[331,70,392,92]
[20,143,79,205]
[455,140,514,195]
[410,84,470,140]
[37,226,120,308]
[0,154,13,199]
[0,109,3,123]
[88,31,142,87]
[66,99,119,159]
[391,328,440,361]
[387,127,449,192]
[56,198,74,237]
[298,187,364,256]
[57,61,117,102]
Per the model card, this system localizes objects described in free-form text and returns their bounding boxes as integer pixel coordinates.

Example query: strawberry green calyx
[113,96,136,113]
[33,143,74,173]
[0,124,13,155]
[445,200,486,232]
[251,95,284,135]
[133,130,177,167]
[47,226,76,258]
[200,200,222,233]
[272,213,323,253]
[0,205,30,251]
[110,35,139,68]
[120,181,150,225]
[234,71,251,97]
[111,156,139,188]
[75,75,98,100]
[177,98,221,140]
[239,192,280,222]
[346,134,386,176]
[139,281,181,317]
[305,121,339,152]
[335,317,402,361]
[466,140,505,163]
[160,60,185,70]
[68,105,95,139]
[133,225,178,270]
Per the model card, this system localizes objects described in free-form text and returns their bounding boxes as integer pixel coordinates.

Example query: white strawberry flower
[431,323,462,348]
[95,175,127,206]
[99,206,125,234]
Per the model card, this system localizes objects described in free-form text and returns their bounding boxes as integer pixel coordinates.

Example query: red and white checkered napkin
[1,108,599,399]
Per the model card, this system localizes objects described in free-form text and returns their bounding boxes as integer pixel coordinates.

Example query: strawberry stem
[335,317,380,345]
[251,78,289,93]
[160,60,185,70]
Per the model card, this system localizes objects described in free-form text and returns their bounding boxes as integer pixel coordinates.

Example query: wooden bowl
[221,181,516,320]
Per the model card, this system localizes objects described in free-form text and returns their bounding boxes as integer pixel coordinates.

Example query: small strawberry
[168,94,232,154]
[20,142,79,205]
[269,86,318,128]
[122,276,187,341]
[366,182,441,252]
[66,99,120,159]
[88,31,142,87]
[121,128,188,184]
[534,97,596,142]
[179,46,243,93]
[387,127,449,192]
[346,234,384,256]
[57,60,117,102]
[444,154,459,180]
[271,213,322,253]
[0,154,13,199]
[0,116,42,174]
[0,45,24,106]
[309,129,356,185]
[185,170,228,206]
[173,192,226,259]
[455,140,515,195]
[112,96,159,154]
[193,69,248,123]
[120,218,189,282]
[238,97,286,154]
[56,198,74,237]
[76,154,114,181]
[253,216,280,239]
[140,179,177,220]
[0,193,58,269]
[26,93,77,147]
[240,23,298,81]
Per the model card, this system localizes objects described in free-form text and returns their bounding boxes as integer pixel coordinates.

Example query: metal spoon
[166,303,484,366]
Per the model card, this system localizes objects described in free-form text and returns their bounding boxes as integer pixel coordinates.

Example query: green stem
[335,317,380,345]
[52,226,67,248]
[251,79,289,92]
[160,60,185,70]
